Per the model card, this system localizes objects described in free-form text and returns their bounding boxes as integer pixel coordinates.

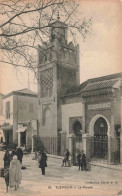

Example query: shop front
[16,120,37,150]
[1,125,13,146]
[16,124,27,147]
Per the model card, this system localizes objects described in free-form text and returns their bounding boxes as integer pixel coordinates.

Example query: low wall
[47,154,122,172]
[47,154,63,165]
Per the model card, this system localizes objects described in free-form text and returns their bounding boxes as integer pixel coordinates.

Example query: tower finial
[57,10,60,20]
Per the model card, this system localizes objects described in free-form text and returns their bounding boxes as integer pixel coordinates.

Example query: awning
[16,126,27,133]
[0,129,5,142]
[2,125,13,131]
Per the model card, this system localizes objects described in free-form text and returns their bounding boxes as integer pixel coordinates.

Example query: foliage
[7,143,17,151]
[0,0,92,78]
[33,135,45,152]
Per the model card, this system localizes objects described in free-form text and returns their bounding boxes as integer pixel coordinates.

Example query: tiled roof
[87,72,122,83]
[60,73,122,98]
[81,79,119,92]
[81,72,122,92]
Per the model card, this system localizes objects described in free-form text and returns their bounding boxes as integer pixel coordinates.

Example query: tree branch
[0,0,64,28]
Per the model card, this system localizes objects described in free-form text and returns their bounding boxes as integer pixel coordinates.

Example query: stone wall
[62,102,83,136]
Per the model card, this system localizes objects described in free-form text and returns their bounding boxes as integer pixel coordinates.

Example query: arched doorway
[94,117,108,159]
[73,120,82,142]
[72,120,82,165]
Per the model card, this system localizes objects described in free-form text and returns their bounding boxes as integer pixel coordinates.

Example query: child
[68,153,72,167]
[62,157,67,166]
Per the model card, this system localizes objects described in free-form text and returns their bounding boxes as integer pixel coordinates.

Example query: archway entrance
[69,117,83,165]
[71,120,82,165]
[20,131,26,146]
[94,117,108,159]
[73,121,82,139]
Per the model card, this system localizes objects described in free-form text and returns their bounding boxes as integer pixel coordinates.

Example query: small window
[29,103,33,113]
[6,101,10,119]
[73,120,82,142]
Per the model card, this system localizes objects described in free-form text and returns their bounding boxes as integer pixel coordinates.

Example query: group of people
[77,150,87,171]
[37,149,87,175]
[62,149,72,167]
[3,147,23,192]
[62,149,87,171]
[3,146,87,192]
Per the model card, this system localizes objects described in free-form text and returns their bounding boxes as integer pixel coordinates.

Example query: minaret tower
[37,16,80,154]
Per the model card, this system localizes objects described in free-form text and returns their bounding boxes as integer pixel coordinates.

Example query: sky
[0,0,122,95]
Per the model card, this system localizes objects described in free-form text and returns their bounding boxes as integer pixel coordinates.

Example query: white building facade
[0,89,38,149]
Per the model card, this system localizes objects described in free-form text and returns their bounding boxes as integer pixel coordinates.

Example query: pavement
[0,152,122,196]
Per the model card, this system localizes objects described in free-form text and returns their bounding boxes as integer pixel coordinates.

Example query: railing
[40,137,57,155]
[90,136,120,165]
[110,137,120,165]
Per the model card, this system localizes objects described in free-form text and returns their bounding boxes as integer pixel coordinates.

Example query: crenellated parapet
[38,40,79,68]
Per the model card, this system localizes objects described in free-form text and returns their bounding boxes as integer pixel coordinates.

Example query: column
[82,133,92,161]
[109,100,115,164]
[108,136,111,164]
[53,63,57,135]
[18,132,20,147]
[60,131,66,156]
[69,133,76,165]
[82,101,86,134]
[31,129,34,153]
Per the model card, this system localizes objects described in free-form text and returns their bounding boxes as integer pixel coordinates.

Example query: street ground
[0,152,122,196]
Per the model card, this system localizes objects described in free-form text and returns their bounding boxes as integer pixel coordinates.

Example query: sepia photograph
[0,0,122,195]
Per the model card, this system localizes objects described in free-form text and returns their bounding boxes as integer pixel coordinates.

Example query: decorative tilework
[40,68,53,97]
[69,116,83,134]
[64,96,81,104]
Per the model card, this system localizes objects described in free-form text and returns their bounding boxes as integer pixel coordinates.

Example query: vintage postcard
[0,0,122,195]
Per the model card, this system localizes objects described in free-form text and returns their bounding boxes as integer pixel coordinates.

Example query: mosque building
[37,18,122,165]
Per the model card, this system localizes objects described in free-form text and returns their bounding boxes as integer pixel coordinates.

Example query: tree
[33,135,46,152]
[0,0,92,80]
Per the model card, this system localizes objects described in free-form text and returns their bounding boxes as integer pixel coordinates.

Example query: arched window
[43,107,52,127]
[94,117,107,137]
[73,120,82,142]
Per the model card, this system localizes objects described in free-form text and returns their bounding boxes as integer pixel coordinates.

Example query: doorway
[20,131,26,146]
[72,120,82,165]
[94,117,108,159]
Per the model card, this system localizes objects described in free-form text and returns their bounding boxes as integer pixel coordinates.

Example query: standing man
[16,147,23,164]
[38,150,47,175]
[3,149,11,192]
[68,152,72,167]
[3,149,11,169]
[65,149,70,167]
[81,150,86,171]
[77,152,82,170]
